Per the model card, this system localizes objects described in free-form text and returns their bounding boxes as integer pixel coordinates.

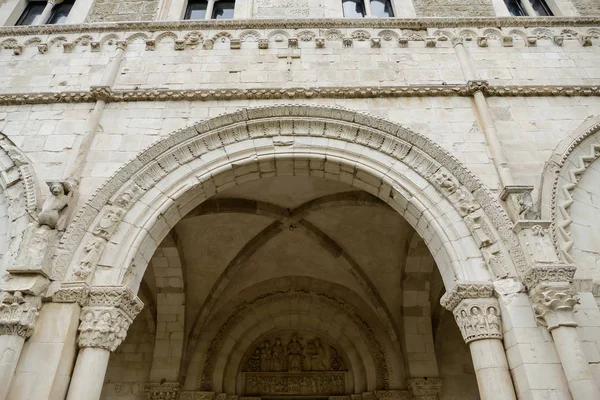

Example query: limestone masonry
[0,0,600,400]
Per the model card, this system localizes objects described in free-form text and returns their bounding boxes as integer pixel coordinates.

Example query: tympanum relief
[242,331,347,396]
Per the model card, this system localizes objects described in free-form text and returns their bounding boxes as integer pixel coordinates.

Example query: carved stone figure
[260,340,272,372]
[248,348,261,372]
[38,179,77,229]
[307,338,326,371]
[272,338,285,372]
[519,192,540,220]
[286,334,304,372]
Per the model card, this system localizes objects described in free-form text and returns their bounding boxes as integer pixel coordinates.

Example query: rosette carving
[0,291,41,338]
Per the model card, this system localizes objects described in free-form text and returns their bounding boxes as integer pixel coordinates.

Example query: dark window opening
[184,0,208,19]
[47,0,74,24]
[15,1,46,26]
[212,0,235,19]
[530,0,553,16]
[342,0,366,17]
[371,0,394,17]
[503,0,527,16]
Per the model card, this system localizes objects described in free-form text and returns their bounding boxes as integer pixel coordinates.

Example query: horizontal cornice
[0,17,599,37]
[1,83,599,105]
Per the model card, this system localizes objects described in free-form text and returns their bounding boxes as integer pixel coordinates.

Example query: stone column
[407,378,443,399]
[66,286,143,400]
[441,283,517,400]
[0,291,41,400]
[35,0,62,25]
[526,266,600,400]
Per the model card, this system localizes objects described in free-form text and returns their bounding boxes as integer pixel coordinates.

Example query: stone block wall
[86,0,159,22]
[413,0,496,17]
[573,0,600,16]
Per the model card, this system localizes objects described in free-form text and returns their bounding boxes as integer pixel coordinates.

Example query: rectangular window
[504,0,553,16]
[342,0,366,17]
[212,0,235,19]
[370,0,394,17]
[47,0,74,24]
[184,0,208,20]
[15,1,46,26]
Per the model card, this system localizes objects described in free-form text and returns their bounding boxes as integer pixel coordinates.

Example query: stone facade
[0,1,600,400]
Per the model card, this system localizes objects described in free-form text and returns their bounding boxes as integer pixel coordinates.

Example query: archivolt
[53,105,521,287]
[540,117,600,262]
[0,133,39,268]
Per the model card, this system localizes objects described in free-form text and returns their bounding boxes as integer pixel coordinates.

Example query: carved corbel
[407,378,443,400]
[476,36,488,47]
[370,37,381,48]
[0,291,41,338]
[579,35,592,46]
[145,39,156,51]
[342,37,353,48]
[500,185,538,222]
[230,39,241,50]
[77,286,143,352]
[553,35,564,46]
[425,37,436,47]
[288,38,298,48]
[526,36,537,47]
[398,37,408,48]
[501,36,513,47]
[145,382,180,400]
[258,39,269,49]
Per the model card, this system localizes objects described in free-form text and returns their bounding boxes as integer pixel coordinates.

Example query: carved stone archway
[540,117,600,264]
[51,105,522,293]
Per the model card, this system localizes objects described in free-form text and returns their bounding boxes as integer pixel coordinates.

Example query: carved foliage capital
[0,291,41,338]
[407,378,443,400]
[145,382,180,400]
[440,282,494,311]
[531,283,579,330]
[453,298,502,344]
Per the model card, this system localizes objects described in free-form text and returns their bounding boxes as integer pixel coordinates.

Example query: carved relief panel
[241,330,349,396]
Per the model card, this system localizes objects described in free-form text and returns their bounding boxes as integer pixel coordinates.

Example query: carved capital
[440,281,494,311]
[77,286,143,351]
[145,382,180,400]
[466,80,489,95]
[531,283,579,331]
[0,291,41,338]
[453,298,503,344]
[407,378,443,400]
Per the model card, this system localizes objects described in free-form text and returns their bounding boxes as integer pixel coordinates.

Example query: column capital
[531,282,579,330]
[522,264,576,292]
[440,281,494,311]
[0,291,41,338]
[407,378,443,400]
[145,382,180,400]
[451,36,464,47]
[77,286,143,351]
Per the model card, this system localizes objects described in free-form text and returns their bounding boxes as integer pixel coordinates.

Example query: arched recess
[181,277,400,393]
[0,133,39,285]
[184,192,400,346]
[52,105,523,296]
[540,117,600,277]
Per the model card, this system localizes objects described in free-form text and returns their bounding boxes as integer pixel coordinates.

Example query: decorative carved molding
[453,298,503,344]
[522,264,576,291]
[51,281,90,305]
[53,105,521,288]
[0,18,599,37]
[145,382,180,400]
[440,282,494,311]
[77,286,143,351]
[407,378,444,400]
[0,291,41,338]
[2,85,600,106]
[245,372,345,396]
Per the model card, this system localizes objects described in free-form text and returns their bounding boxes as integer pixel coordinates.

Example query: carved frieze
[522,264,576,291]
[0,291,41,338]
[453,298,503,344]
[145,382,180,400]
[245,372,345,396]
[407,378,444,400]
